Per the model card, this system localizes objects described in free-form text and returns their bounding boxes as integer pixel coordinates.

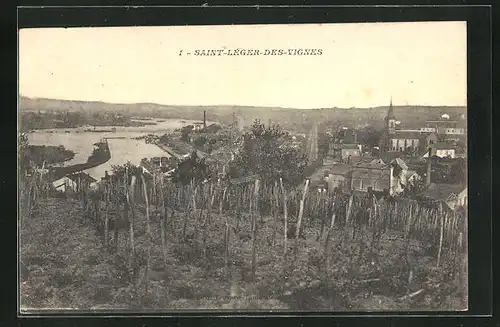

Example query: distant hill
[19,96,466,131]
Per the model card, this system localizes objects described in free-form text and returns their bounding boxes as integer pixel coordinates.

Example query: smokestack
[203,110,207,129]
[426,148,432,187]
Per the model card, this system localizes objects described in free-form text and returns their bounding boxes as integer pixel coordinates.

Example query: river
[26,118,213,180]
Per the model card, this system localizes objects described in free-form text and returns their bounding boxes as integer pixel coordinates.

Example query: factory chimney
[203,110,207,129]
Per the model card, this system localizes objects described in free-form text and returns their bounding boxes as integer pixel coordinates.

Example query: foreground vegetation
[18,121,467,311]
[19,144,75,169]
[19,169,467,311]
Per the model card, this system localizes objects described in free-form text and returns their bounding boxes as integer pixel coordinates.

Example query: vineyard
[19,165,467,311]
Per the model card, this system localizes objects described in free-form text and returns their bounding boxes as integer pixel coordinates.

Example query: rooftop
[435,142,456,150]
[391,158,408,170]
[326,163,351,175]
[418,183,465,201]
[352,159,389,170]
[392,130,425,139]
[342,144,360,150]
[407,169,418,177]
[379,152,406,163]
[66,172,97,183]
[352,169,390,179]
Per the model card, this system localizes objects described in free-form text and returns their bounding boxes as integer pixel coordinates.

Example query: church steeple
[385,96,397,135]
[386,96,396,120]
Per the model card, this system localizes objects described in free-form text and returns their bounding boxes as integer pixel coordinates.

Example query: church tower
[379,97,397,154]
[385,97,397,135]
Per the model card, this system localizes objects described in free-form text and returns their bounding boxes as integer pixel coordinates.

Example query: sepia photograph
[18,21,467,312]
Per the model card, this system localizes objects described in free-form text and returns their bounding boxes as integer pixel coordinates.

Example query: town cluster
[51,101,467,214]
[314,99,467,212]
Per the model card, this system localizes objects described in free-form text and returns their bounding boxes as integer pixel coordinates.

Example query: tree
[317,132,331,162]
[180,125,194,143]
[193,135,207,148]
[450,157,466,184]
[19,133,29,148]
[19,133,31,173]
[172,151,212,185]
[228,120,308,187]
[358,125,383,149]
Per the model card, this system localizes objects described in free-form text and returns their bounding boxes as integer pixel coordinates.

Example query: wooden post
[272,181,279,246]
[251,179,260,281]
[404,201,413,254]
[127,174,137,279]
[346,194,354,226]
[220,187,227,215]
[221,185,230,277]
[280,178,288,256]
[203,186,211,259]
[324,198,337,271]
[192,183,197,211]
[295,180,310,253]
[437,203,445,267]
[104,183,110,248]
[224,218,230,278]
[140,173,151,295]
[159,175,167,270]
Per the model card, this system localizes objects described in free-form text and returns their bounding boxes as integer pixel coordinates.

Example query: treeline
[19,144,75,172]
[19,111,155,132]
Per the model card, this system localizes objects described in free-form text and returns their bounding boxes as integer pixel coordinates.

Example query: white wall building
[52,176,78,192]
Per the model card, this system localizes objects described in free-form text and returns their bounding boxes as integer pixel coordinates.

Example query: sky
[18,21,467,109]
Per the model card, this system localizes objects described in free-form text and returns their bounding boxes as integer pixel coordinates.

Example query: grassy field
[19,195,467,312]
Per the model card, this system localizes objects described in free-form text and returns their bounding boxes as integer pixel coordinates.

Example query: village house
[349,158,409,196]
[418,183,467,211]
[457,187,468,207]
[201,122,224,134]
[327,127,362,163]
[423,142,456,159]
[193,122,205,131]
[337,127,358,144]
[425,115,467,144]
[406,169,421,186]
[389,130,422,153]
[324,163,352,192]
[425,115,466,136]
[341,144,362,162]
[52,171,97,193]
[350,160,391,194]
[140,156,174,173]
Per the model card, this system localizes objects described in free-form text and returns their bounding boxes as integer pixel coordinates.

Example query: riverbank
[19,111,159,133]
[50,141,111,180]
[154,142,186,160]
[20,145,75,168]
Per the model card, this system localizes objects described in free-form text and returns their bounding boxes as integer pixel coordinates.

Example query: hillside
[19,96,466,130]
[20,193,466,311]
